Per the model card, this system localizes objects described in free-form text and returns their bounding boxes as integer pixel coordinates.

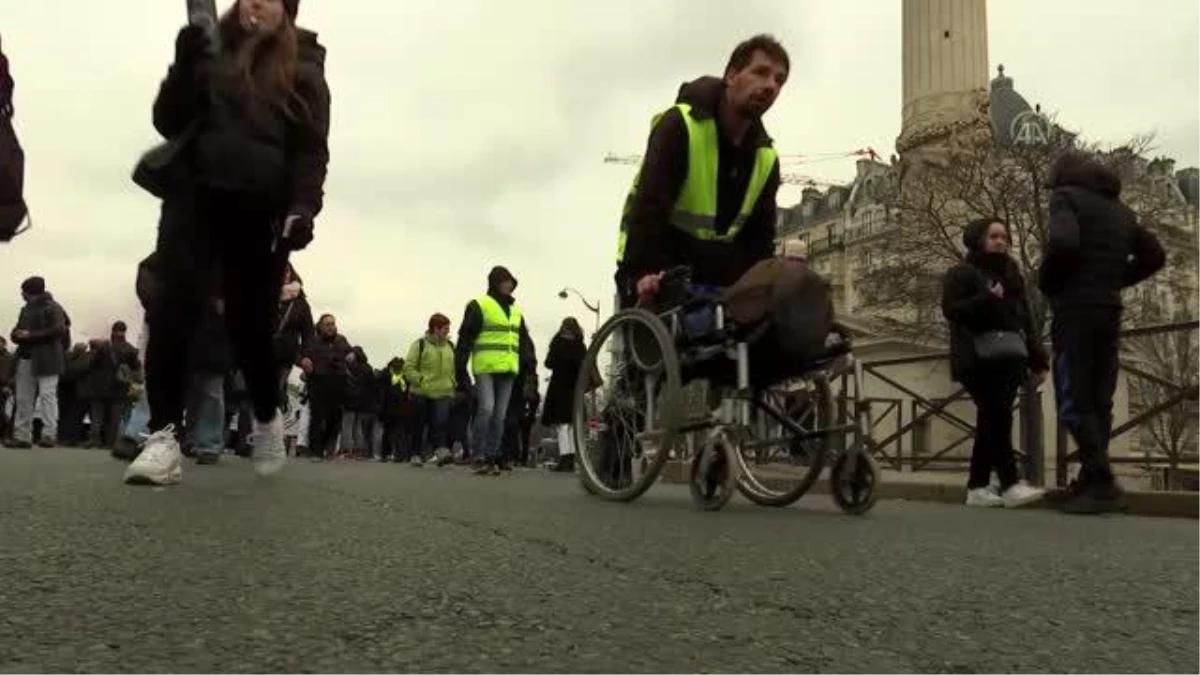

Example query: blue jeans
[187,373,226,455]
[409,395,452,459]
[122,387,151,441]
[472,373,515,464]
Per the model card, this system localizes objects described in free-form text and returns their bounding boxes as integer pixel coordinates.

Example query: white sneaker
[1001,481,1045,508]
[124,426,183,486]
[252,414,287,478]
[965,486,1004,508]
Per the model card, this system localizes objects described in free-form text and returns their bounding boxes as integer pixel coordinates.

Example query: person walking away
[82,322,141,449]
[129,0,331,486]
[342,346,378,459]
[273,262,313,412]
[188,297,235,464]
[456,266,535,475]
[403,313,457,467]
[1038,152,1165,514]
[299,314,351,460]
[542,317,587,472]
[7,276,68,449]
[377,357,409,462]
[942,218,1048,509]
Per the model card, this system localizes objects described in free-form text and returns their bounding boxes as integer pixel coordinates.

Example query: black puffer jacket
[152,25,330,218]
[942,233,1049,383]
[1037,153,1165,309]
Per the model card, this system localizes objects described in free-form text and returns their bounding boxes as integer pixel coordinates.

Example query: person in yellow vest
[455,266,534,475]
[615,35,789,306]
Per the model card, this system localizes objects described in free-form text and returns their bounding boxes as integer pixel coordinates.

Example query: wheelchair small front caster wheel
[689,431,740,512]
[830,450,879,516]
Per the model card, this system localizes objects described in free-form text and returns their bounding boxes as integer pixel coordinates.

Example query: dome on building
[989,65,1044,148]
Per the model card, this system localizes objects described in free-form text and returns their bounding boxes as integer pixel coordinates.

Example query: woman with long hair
[941,218,1047,509]
[125,0,330,485]
[541,317,586,472]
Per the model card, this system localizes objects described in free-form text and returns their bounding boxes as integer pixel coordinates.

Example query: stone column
[897,0,990,154]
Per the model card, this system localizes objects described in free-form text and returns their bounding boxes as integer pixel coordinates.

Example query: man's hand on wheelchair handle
[635,273,663,302]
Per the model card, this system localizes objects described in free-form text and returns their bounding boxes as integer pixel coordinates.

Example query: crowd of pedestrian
[0,263,589,480]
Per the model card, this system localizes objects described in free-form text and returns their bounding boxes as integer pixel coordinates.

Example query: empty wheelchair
[571,266,879,514]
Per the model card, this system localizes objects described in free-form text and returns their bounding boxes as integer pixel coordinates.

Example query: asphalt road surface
[0,448,1195,673]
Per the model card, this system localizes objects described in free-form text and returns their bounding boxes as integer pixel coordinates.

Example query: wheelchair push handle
[659,265,693,286]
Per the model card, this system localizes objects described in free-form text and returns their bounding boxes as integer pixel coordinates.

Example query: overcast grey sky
[1,0,1196,369]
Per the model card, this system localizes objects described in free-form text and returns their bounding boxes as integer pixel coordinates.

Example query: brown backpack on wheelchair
[719,257,835,377]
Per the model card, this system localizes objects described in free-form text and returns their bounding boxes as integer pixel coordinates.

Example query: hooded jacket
[620,76,782,291]
[942,220,1049,382]
[1037,153,1165,309]
[455,266,535,386]
[152,25,330,219]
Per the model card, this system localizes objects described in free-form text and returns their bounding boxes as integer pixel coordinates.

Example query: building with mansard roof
[776,65,1199,323]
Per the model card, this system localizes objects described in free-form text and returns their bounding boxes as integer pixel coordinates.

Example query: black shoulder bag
[971,269,1029,363]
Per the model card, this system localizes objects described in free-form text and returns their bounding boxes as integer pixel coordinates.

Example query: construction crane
[603,147,880,189]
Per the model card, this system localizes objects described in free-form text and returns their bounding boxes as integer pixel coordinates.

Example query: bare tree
[857,118,1182,343]
[1122,318,1200,486]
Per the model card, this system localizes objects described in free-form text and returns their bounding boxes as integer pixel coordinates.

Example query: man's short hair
[725,34,790,76]
[428,313,451,331]
[112,321,127,332]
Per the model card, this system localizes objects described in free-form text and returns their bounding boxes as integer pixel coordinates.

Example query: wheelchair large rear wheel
[573,308,683,502]
[734,376,833,507]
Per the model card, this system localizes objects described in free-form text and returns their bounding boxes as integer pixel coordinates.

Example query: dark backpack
[0,49,28,242]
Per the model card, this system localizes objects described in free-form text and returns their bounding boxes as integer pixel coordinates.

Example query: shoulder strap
[275,300,295,338]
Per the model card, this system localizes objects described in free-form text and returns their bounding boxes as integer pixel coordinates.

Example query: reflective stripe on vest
[471,295,522,376]
[616,103,778,261]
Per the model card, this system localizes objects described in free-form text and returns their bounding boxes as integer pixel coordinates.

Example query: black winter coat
[302,333,351,379]
[1037,154,1165,309]
[942,255,1048,383]
[274,286,313,368]
[378,369,409,422]
[152,26,330,219]
[345,355,380,414]
[81,339,141,401]
[541,333,585,425]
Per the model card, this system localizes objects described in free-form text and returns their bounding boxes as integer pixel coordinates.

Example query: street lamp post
[557,286,604,421]
[557,286,601,334]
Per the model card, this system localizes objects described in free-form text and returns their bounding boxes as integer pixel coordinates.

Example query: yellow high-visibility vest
[616,102,778,261]
[471,295,522,376]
